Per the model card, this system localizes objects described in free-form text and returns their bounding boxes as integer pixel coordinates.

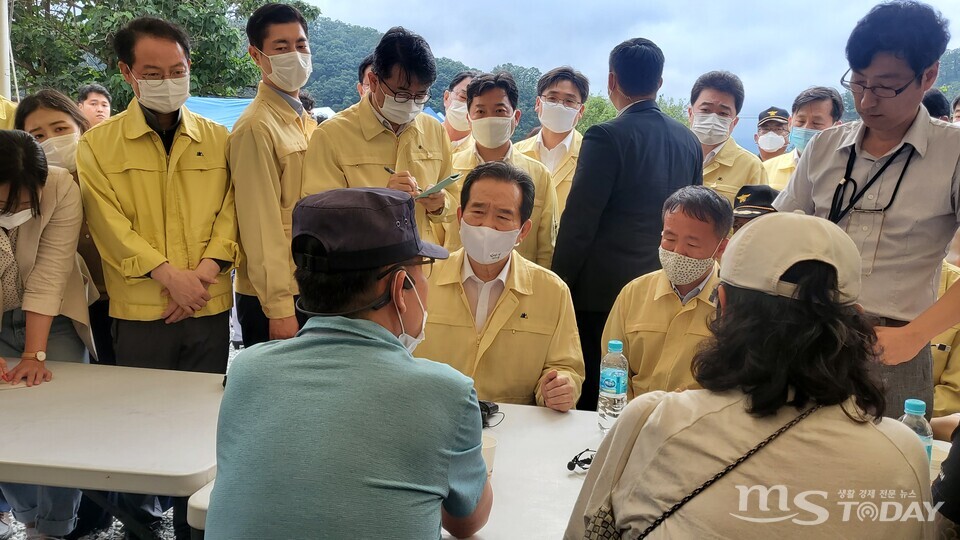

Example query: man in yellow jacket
[602,186,732,399]
[515,66,588,216]
[688,71,767,205]
[0,95,15,130]
[77,18,238,538]
[229,4,316,346]
[445,72,559,268]
[302,27,454,248]
[763,87,845,191]
[416,162,584,410]
[442,70,478,151]
[934,261,960,417]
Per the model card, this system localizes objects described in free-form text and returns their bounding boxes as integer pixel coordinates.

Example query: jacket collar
[713,137,744,167]
[653,264,720,306]
[838,106,930,158]
[123,98,202,143]
[256,81,306,125]
[618,99,659,116]
[437,248,534,296]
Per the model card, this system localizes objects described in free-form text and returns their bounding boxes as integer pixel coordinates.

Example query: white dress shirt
[475,142,513,164]
[703,139,728,166]
[537,129,575,174]
[462,254,512,332]
[775,106,960,320]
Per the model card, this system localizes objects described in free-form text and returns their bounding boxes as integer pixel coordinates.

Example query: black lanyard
[828,144,916,224]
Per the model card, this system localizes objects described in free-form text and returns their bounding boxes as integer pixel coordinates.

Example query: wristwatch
[22,351,46,362]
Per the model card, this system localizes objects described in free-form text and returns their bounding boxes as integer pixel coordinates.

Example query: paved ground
[8,508,176,539]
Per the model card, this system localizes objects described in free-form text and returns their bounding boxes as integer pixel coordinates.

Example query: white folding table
[187,403,604,539]
[0,360,224,537]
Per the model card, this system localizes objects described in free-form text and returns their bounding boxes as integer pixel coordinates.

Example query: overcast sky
[310,0,960,149]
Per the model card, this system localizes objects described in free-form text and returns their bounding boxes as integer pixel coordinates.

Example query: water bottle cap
[904,399,926,416]
[607,340,623,353]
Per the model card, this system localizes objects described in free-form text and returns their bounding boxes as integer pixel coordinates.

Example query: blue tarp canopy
[184,97,252,131]
[184,96,443,131]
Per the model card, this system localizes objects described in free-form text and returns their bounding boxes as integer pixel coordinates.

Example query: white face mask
[691,112,733,146]
[260,50,312,93]
[136,75,191,114]
[757,131,786,153]
[658,245,719,286]
[394,275,427,353]
[470,116,515,149]
[460,220,520,264]
[0,209,34,230]
[538,100,580,133]
[40,132,80,173]
[445,99,470,131]
[377,85,424,125]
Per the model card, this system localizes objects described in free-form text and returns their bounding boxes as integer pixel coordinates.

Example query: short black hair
[358,53,374,84]
[923,88,951,118]
[0,130,47,217]
[537,66,590,103]
[608,38,664,97]
[77,83,111,104]
[447,70,481,92]
[371,27,437,86]
[113,17,191,68]
[792,86,844,122]
[298,90,315,112]
[466,72,519,111]
[294,235,384,314]
[16,89,90,133]
[691,71,745,114]
[245,3,308,51]
[694,260,885,420]
[461,161,535,224]
[662,185,734,240]
[846,1,949,78]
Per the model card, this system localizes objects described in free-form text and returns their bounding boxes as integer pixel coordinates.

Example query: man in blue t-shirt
[206,188,493,539]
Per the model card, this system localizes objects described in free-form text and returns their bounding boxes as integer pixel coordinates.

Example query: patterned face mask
[658,244,719,286]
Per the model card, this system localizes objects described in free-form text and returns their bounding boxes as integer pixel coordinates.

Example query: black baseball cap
[292,188,448,272]
[757,106,789,127]
[733,185,780,217]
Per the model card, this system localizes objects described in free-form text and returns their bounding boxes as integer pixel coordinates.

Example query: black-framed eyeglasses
[379,78,430,104]
[376,258,435,281]
[758,125,789,135]
[540,95,582,109]
[840,68,918,99]
[367,258,436,311]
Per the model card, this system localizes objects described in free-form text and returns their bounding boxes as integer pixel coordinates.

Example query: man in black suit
[552,38,703,411]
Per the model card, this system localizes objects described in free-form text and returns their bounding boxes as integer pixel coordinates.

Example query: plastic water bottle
[899,398,933,461]
[598,340,628,432]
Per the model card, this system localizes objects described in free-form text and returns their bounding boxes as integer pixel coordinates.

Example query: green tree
[575,94,689,134]
[303,17,381,112]
[657,95,689,126]
[576,95,616,133]
[11,0,319,111]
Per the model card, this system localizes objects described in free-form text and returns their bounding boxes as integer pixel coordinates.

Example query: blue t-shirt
[205,316,487,539]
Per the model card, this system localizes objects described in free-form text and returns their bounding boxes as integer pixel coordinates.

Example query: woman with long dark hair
[566,212,931,539]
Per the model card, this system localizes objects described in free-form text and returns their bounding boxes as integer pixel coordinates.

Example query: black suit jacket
[551,100,703,312]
